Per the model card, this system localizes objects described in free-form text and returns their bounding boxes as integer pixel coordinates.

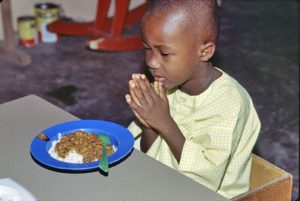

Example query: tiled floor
[0,1,298,200]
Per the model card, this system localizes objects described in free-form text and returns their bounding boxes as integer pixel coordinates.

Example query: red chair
[47,0,149,51]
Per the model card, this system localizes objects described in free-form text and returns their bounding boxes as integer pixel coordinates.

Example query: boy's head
[141,0,220,91]
[143,0,219,44]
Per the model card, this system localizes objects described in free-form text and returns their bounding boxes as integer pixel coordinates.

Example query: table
[0,95,229,201]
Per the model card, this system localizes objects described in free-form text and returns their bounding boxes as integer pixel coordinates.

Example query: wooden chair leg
[88,0,149,51]
[0,0,31,65]
[97,0,150,36]
[111,0,131,37]
[92,0,111,36]
[88,35,143,51]
[47,0,150,51]
[47,21,94,36]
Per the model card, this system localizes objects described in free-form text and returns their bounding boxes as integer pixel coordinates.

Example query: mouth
[150,71,166,82]
[153,76,166,82]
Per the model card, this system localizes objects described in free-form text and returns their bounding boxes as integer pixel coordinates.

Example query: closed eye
[160,52,169,57]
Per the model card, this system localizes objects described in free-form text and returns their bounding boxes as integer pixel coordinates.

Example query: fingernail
[125,95,131,102]
[130,81,135,88]
[141,74,146,80]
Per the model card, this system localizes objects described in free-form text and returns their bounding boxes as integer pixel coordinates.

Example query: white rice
[48,133,115,164]
[48,133,84,164]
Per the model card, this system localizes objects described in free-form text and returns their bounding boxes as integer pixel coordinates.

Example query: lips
[150,70,166,82]
[151,73,166,82]
[153,76,166,82]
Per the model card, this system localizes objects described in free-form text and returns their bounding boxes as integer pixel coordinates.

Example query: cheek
[163,64,189,87]
[166,55,194,76]
[165,57,198,84]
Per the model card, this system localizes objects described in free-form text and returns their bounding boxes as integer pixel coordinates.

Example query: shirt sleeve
[127,120,142,139]
[178,89,243,192]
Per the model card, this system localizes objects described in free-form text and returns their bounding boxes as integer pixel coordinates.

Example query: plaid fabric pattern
[128,68,260,198]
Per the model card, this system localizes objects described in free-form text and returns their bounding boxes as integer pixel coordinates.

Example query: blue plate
[30,120,134,172]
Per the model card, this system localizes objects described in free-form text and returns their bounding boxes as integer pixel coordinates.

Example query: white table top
[0,95,229,201]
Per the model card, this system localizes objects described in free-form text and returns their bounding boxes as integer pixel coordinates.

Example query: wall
[0,0,144,40]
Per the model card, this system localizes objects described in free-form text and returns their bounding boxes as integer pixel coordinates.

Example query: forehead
[141,11,191,46]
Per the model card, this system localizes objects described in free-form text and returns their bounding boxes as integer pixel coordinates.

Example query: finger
[154,81,162,98]
[132,75,147,97]
[132,74,144,90]
[133,110,150,128]
[153,81,159,94]
[125,94,134,107]
[132,74,154,106]
[131,74,144,96]
[141,74,155,93]
[125,94,140,111]
[140,74,158,100]
[158,82,167,100]
[130,79,149,107]
[129,80,142,106]
[126,94,149,127]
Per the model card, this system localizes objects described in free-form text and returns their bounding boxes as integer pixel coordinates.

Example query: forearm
[140,126,158,153]
[158,118,185,163]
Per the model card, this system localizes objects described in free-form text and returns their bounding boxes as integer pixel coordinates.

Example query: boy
[125,0,260,199]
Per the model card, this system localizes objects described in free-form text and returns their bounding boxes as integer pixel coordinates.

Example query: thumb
[158,82,167,100]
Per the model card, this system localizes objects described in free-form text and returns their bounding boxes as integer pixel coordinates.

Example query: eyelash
[143,44,170,58]
[160,52,169,57]
[144,47,169,57]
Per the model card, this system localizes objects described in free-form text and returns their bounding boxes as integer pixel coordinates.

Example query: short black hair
[143,0,220,43]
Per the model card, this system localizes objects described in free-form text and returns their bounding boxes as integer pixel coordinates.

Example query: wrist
[156,116,177,137]
[141,125,151,131]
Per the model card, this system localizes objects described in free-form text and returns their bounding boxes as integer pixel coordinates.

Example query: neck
[180,63,220,96]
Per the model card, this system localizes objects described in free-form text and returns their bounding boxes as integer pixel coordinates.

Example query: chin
[163,83,174,91]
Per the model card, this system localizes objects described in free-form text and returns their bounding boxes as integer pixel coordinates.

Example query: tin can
[35,3,60,43]
[17,16,38,47]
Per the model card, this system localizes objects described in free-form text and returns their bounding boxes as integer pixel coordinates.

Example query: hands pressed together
[125,74,185,162]
[125,73,171,133]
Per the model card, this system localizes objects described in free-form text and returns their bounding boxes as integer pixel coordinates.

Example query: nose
[146,52,160,69]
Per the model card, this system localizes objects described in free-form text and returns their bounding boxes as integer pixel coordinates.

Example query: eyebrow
[154,45,167,48]
[143,41,171,50]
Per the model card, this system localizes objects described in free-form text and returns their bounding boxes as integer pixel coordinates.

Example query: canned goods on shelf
[35,3,60,43]
[17,16,38,47]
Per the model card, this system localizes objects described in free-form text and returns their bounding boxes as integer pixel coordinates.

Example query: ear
[198,42,216,62]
